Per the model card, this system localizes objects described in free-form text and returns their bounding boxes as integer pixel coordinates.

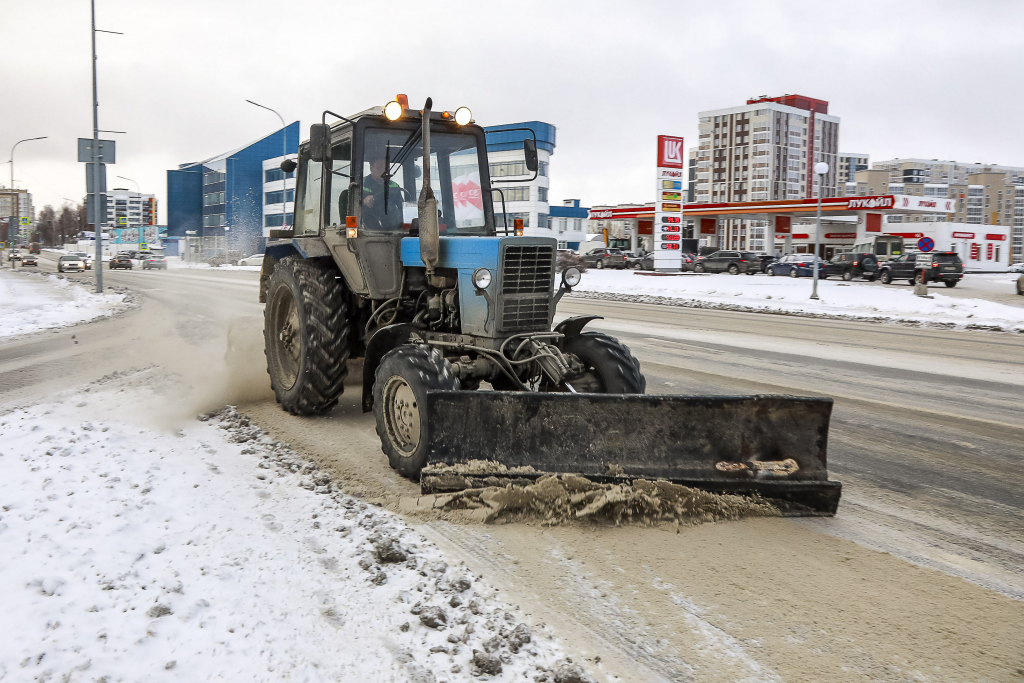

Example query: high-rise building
[0,188,33,241]
[871,158,1024,186]
[692,94,839,251]
[261,154,297,238]
[484,122,555,237]
[167,123,299,257]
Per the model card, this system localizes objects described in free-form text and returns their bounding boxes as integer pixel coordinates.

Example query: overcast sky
[6,0,1024,218]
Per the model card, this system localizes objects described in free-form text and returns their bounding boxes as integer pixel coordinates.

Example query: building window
[203,214,225,228]
[537,187,548,202]
[264,213,295,227]
[494,187,529,202]
[203,191,225,206]
[495,212,529,228]
[557,240,568,249]
[264,168,295,183]
[558,218,567,233]
[489,161,527,178]
[203,170,226,185]
[265,189,295,205]
[538,161,549,177]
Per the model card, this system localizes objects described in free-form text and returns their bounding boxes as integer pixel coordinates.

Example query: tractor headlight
[562,267,581,288]
[384,100,403,121]
[454,107,472,126]
[472,267,492,289]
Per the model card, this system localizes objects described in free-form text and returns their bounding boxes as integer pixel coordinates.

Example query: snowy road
[5,256,1024,681]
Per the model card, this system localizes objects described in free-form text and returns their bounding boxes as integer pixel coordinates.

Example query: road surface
[3,254,1022,682]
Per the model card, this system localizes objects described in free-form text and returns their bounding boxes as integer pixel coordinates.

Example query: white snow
[573,270,1024,332]
[0,373,585,682]
[167,261,262,272]
[0,272,128,339]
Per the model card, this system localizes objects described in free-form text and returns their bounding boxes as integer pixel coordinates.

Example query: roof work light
[454,107,472,126]
[384,100,403,121]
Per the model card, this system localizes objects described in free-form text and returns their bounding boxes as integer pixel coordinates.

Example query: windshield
[357,127,489,236]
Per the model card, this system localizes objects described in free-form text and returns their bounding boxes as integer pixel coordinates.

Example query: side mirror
[523,138,538,172]
[309,123,331,163]
[280,158,297,174]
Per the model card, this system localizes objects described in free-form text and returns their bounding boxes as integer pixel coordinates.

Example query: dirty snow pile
[0,373,592,682]
[0,271,129,339]
[572,270,1024,332]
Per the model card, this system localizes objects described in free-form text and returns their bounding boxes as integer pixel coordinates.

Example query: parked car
[556,249,587,273]
[8,249,21,262]
[20,254,38,266]
[914,252,964,287]
[822,251,878,281]
[878,252,963,287]
[693,250,759,275]
[755,254,778,273]
[142,254,167,270]
[767,253,825,278]
[238,254,265,267]
[582,247,629,270]
[71,251,93,269]
[109,254,134,270]
[57,255,85,272]
[1008,262,1024,273]
[1017,274,1023,295]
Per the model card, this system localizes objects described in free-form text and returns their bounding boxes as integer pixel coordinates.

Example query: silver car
[72,252,94,270]
[58,255,85,272]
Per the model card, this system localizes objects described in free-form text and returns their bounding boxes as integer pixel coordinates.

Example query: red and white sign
[985,233,1007,241]
[848,196,895,210]
[657,136,684,169]
[590,210,613,219]
[970,243,979,260]
[952,231,975,239]
[824,232,856,239]
[887,232,924,239]
[987,244,994,260]
[895,195,955,213]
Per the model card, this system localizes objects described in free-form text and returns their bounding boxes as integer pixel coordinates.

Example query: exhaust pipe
[418,97,440,277]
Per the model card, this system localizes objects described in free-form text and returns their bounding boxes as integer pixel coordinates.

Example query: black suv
[878,252,964,287]
[693,250,759,275]
[823,252,878,281]
[582,247,629,270]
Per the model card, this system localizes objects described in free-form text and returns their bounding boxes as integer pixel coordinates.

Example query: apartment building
[872,158,1024,186]
[692,94,840,251]
[838,152,869,190]
[484,122,555,237]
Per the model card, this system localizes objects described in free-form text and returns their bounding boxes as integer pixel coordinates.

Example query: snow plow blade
[421,392,841,515]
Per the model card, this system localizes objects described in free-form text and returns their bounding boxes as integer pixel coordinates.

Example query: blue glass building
[167,122,299,256]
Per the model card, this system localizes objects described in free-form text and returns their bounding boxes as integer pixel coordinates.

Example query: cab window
[293,150,322,236]
[327,138,353,227]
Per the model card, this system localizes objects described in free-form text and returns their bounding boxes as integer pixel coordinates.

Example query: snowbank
[167,261,262,272]
[0,373,589,682]
[572,270,1024,332]
[0,272,129,338]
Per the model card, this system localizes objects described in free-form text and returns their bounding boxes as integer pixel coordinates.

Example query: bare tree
[36,205,57,245]
[57,204,81,247]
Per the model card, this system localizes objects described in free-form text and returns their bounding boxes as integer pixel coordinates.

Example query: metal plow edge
[422,392,841,516]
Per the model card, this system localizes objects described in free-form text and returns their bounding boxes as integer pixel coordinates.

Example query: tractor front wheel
[373,345,459,478]
[265,256,351,415]
[562,332,645,394]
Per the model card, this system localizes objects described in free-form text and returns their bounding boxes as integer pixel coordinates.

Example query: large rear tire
[264,256,350,415]
[563,332,646,394]
[944,280,957,288]
[373,344,459,478]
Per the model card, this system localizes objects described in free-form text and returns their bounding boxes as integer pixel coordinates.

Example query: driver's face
[369,158,386,180]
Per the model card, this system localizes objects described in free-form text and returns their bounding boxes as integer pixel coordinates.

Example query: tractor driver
[341,152,404,232]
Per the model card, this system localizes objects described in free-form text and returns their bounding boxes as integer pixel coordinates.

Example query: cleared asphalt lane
[5,254,1023,681]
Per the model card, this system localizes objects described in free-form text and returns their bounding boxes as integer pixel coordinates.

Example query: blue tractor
[259,96,841,514]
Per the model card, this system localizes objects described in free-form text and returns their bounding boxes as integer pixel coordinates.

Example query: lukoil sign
[657,136,684,169]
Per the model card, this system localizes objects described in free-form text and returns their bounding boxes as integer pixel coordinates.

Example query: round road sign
[917,237,935,252]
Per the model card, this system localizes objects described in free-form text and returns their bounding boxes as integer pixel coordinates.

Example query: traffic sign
[917,236,935,252]
[140,242,148,250]
[118,216,128,225]
[19,217,29,225]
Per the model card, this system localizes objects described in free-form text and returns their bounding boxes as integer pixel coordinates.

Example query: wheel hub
[383,376,420,455]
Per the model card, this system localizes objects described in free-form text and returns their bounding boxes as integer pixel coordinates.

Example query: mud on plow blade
[421,392,841,516]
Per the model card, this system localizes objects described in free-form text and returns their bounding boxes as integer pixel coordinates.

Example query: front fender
[554,315,603,339]
[361,323,425,413]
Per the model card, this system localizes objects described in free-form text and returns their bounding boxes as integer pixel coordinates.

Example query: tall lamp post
[9,137,47,247]
[810,161,830,300]
[246,99,290,246]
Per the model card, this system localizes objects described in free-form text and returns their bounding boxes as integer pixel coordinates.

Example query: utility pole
[810,162,830,300]
[246,99,290,241]
[90,0,104,292]
[9,137,47,255]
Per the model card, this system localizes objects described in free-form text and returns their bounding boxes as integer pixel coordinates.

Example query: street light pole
[810,161,830,300]
[9,137,47,250]
[116,175,139,192]
[246,99,289,244]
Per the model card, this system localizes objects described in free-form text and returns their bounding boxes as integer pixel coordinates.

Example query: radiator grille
[501,245,554,295]
[498,244,555,332]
